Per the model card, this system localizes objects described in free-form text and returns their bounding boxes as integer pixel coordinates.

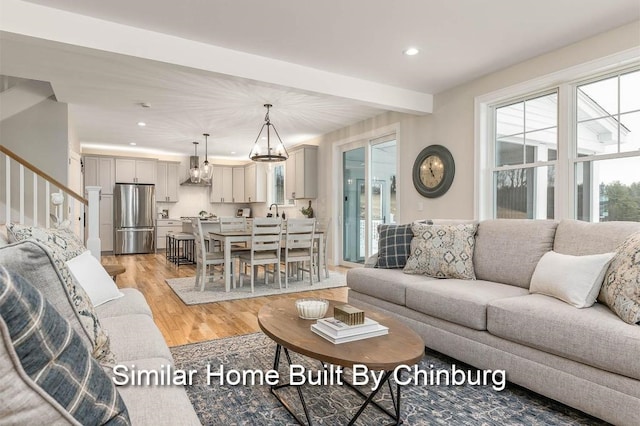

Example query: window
[492,92,557,219]
[482,64,640,223]
[269,164,294,206]
[271,164,285,205]
[574,69,640,222]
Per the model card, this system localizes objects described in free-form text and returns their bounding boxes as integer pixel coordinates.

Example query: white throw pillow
[66,251,124,307]
[530,251,615,308]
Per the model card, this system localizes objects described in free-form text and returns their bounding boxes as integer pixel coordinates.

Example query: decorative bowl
[295,298,329,320]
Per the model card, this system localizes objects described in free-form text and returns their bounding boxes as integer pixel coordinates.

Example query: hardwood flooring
[101,253,349,347]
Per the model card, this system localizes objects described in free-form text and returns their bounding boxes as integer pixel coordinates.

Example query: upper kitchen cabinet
[244,163,267,203]
[232,167,245,203]
[157,161,180,203]
[210,166,233,203]
[83,156,115,194]
[285,145,318,199]
[115,158,157,184]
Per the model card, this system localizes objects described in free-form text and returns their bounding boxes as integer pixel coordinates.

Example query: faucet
[269,203,279,218]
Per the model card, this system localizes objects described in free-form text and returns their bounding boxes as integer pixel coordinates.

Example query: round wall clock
[412,145,455,198]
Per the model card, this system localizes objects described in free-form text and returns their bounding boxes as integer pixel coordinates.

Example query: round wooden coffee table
[258,299,424,425]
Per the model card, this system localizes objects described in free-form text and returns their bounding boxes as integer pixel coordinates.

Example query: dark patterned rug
[170,333,605,425]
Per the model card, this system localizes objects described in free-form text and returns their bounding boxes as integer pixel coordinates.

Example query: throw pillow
[5,224,116,366]
[6,223,86,259]
[66,251,124,307]
[600,232,640,324]
[0,266,130,425]
[375,224,414,269]
[529,251,615,308]
[404,223,478,279]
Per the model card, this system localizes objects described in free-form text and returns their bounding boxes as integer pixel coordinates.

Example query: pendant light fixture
[249,104,289,162]
[201,133,213,181]
[189,141,201,183]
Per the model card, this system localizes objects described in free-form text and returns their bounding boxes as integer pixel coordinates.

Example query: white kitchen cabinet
[156,161,180,203]
[115,158,157,184]
[232,167,245,203]
[99,194,114,252]
[244,163,267,203]
[285,145,318,199]
[156,219,183,250]
[83,156,115,194]
[210,166,233,203]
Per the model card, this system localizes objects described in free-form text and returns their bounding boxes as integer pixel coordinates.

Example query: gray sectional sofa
[347,219,640,426]
[0,238,200,425]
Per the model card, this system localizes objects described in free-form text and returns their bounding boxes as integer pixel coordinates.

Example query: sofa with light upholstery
[347,219,640,426]
[0,226,201,426]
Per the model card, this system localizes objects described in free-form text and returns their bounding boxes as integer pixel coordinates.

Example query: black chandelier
[249,104,289,162]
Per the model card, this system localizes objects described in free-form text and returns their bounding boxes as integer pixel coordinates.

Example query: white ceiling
[1,0,639,158]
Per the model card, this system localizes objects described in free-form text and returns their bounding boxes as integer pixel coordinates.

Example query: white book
[311,323,389,344]
[315,317,380,337]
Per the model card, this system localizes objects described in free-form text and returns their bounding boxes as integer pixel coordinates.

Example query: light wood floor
[101,253,349,347]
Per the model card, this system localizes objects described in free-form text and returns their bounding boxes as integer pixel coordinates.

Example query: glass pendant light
[189,141,201,183]
[201,133,213,182]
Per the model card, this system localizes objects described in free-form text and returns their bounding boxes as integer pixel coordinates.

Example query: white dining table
[208,230,325,292]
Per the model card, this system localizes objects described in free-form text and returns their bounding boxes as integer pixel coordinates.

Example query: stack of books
[311,317,388,344]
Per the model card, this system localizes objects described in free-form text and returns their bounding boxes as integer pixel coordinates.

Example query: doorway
[341,135,397,265]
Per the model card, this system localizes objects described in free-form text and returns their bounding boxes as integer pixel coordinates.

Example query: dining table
[208,229,325,292]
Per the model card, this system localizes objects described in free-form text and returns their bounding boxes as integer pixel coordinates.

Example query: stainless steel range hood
[180,156,211,186]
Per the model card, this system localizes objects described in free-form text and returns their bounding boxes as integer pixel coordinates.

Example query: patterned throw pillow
[0,267,131,425]
[6,223,116,366]
[404,223,478,279]
[600,232,640,324]
[376,224,414,269]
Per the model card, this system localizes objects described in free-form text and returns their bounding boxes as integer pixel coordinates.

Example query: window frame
[267,163,295,207]
[475,52,640,222]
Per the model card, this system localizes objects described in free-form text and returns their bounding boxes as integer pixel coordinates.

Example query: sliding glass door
[341,135,397,265]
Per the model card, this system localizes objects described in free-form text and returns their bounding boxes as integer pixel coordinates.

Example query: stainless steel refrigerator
[114,183,155,254]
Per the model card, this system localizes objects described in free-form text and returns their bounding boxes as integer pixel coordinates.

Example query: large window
[485,65,640,222]
[574,70,640,222]
[493,92,557,219]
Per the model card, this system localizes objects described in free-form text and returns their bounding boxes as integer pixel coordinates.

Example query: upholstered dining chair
[192,218,226,291]
[281,218,316,288]
[238,218,282,292]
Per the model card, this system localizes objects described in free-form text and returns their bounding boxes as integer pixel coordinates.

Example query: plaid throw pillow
[376,224,414,269]
[0,266,130,425]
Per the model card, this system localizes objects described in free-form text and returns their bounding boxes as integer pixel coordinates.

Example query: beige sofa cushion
[95,288,153,319]
[100,314,173,364]
[487,294,640,381]
[346,268,431,305]
[553,219,640,255]
[405,279,529,330]
[474,219,558,288]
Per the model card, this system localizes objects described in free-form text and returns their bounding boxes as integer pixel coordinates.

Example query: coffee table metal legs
[270,344,403,426]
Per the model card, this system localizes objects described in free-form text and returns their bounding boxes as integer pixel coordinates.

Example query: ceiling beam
[0,0,432,115]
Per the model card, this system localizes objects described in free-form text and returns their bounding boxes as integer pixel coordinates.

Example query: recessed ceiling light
[129,142,137,146]
[137,121,146,127]
[403,47,419,56]
[230,151,236,154]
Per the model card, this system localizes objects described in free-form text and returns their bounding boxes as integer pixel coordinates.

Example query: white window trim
[475,47,640,221]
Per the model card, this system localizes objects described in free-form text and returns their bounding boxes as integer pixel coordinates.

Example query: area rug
[165,271,346,305]
[170,333,604,425]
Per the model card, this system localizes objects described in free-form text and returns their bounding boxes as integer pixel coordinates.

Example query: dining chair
[219,216,249,249]
[314,217,331,280]
[192,218,226,291]
[238,218,282,292]
[281,218,316,288]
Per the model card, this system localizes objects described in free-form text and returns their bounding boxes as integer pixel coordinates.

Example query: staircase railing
[0,145,101,258]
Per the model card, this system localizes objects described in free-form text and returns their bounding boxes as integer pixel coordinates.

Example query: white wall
[0,97,69,183]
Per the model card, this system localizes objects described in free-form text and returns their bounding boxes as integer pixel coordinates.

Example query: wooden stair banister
[0,145,87,205]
